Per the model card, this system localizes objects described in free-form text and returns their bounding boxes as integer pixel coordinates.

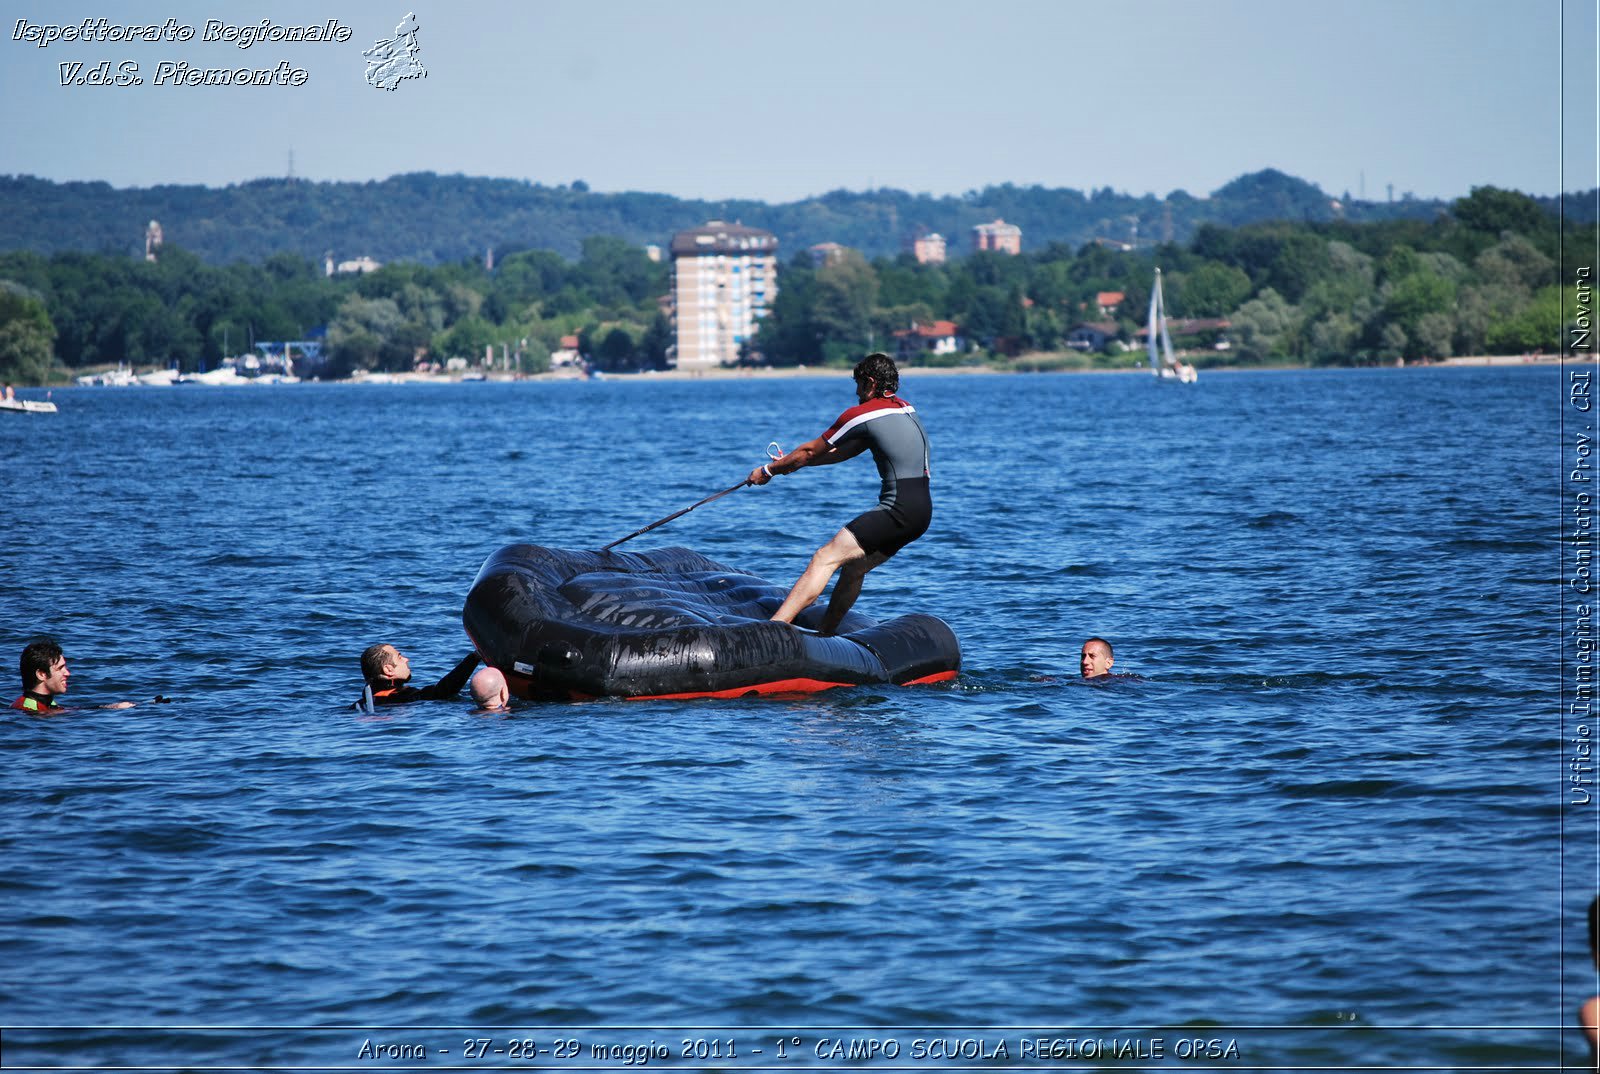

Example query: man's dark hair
[360,643,395,685]
[1084,636,1114,657]
[854,352,899,396]
[20,637,63,691]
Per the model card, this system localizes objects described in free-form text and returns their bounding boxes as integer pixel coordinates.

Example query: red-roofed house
[551,334,582,367]
[893,320,962,359]
[1096,291,1125,316]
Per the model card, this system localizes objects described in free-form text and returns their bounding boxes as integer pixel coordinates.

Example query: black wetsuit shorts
[846,476,931,558]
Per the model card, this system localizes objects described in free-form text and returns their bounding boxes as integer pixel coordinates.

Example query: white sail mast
[1148,269,1164,375]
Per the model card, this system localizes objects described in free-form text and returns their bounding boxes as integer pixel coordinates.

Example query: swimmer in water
[11,637,136,712]
[470,666,510,712]
[356,643,479,710]
[747,352,931,634]
[1080,637,1115,679]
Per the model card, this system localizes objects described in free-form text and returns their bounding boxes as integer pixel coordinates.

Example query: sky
[0,0,1595,205]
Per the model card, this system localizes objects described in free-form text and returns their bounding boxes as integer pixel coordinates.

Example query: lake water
[0,366,1588,1070]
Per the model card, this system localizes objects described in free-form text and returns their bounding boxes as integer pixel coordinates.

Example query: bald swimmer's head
[470,666,510,710]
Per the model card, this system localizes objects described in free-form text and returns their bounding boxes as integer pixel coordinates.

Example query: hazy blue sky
[1,0,1594,203]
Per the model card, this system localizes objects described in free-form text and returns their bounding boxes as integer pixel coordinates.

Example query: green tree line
[0,235,671,381]
[0,185,1587,384]
[754,186,1587,367]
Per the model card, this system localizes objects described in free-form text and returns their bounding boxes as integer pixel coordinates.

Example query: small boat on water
[0,397,57,414]
[76,364,138,387]
[179,367,249,386]
[1149,268,1198,384]
[464,544,961,700]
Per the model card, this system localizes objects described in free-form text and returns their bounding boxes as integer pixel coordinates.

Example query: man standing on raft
[747,352,931,634]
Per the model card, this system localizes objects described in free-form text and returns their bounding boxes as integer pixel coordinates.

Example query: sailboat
[1148,268,1197,384]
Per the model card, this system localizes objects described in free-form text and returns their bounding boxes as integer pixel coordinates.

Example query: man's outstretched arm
[419,652,481,700]
[748,436,866,484]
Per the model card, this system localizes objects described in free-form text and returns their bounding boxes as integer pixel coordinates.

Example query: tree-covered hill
[8,167,1579,266]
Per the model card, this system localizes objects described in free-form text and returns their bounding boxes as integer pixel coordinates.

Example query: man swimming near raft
[469,666,510,712]
[356,643,479,710]
[746,352,931,635]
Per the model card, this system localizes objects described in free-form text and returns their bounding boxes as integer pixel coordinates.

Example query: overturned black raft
[463,544,961,700]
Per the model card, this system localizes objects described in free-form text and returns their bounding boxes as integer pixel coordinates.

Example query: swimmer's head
[20,636,67,695]
[360,643,411,687]
[471,666,509,710]
[1080,637,1114,679]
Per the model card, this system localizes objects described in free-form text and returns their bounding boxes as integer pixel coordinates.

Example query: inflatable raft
[463,544,960,700]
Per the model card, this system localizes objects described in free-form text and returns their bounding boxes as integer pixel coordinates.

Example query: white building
[669,221,777,370]
[325,254,383,276]
[972,219,1021,255]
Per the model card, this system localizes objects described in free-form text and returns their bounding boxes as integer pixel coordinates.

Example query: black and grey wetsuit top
[821,395,931,509]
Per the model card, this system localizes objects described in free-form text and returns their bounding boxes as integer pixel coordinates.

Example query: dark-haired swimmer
[12,637,135,712]
[356,643,479,710]
[1078,637,1144,682]
[748,352,931,635]
[1081,637,1115,679]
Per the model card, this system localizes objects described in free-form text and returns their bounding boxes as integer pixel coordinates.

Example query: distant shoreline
[521,353,1575,383]
[20,353,1575,390]
[590,353,1574,382]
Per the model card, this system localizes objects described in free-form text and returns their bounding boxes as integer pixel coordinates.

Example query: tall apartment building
[972,218,1022,255]
[669,221,778,370]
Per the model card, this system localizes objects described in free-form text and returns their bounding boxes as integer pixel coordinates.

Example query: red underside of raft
[497,667,958,702]
[625,668,958,701]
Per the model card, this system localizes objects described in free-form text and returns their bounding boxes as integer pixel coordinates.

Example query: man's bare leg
[820,551,887,634]
[771,527,867,624]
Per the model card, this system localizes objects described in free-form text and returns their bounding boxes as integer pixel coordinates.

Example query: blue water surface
[0,367,1585,1070]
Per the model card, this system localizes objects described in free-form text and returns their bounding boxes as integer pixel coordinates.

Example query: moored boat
[0,397,57,414]
[75,363,138,387]
[179,367,249,386]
